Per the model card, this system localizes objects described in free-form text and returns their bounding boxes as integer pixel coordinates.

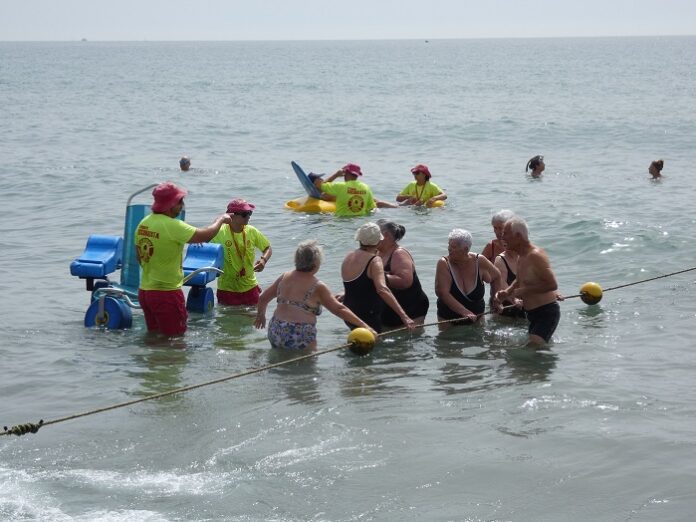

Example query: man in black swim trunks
[494,217,561,345]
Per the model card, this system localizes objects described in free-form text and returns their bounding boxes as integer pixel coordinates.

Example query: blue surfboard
[291,161,323,199]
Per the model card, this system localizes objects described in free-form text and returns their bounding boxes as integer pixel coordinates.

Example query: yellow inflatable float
[286,161,444,213]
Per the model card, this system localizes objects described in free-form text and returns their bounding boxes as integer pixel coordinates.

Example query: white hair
[448,228,472,249]
[506,217,529,241]
[491,209,515,225]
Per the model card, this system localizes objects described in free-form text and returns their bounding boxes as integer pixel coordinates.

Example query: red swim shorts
[138,289,188,336]
[217,286,261,306]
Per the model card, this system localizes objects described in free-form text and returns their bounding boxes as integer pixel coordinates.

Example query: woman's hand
[254,314,266,329]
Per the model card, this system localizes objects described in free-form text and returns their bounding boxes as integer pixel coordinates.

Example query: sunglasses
[234,211,253,218]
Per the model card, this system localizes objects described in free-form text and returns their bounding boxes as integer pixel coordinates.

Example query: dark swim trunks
[526,301,560,342]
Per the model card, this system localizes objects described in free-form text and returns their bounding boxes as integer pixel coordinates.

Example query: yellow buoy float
[580,282,603,305]
[347,327,376,355]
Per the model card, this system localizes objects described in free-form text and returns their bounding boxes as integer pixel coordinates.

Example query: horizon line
[1,33,695,43]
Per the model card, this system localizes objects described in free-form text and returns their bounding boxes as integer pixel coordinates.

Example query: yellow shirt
[212,225,271,292]
[321,179,376,217]
[399,181,443,204]
[135,213,196,290]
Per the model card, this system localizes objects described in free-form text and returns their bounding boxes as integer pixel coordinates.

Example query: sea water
[1,38,696,521]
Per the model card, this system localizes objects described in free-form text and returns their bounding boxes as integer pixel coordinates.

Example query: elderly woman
[481,209,515,263]
[376,219,429,328]
[435,229,502,329]
[255,240,375,350]
[395,164,447,207]
[490,243,527,319]
[341,222,416,333]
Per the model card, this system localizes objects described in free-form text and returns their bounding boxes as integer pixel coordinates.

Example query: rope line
[5,265,696,437]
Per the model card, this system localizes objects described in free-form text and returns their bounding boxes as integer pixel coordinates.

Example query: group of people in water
[135,174,563,350]
[137,153,663,347]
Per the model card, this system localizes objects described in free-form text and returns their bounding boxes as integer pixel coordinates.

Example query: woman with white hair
[482,209,515,263]
[255,240,375,350]
[435,228,502,329]
[341,222,416,333]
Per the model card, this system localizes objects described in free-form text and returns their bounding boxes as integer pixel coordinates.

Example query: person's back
[274,270,322,324]
[324,178,376,216]
[136,212,194,290]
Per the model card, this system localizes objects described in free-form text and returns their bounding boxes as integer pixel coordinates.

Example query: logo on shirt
[137,238,154,263]
[348,195,365,213]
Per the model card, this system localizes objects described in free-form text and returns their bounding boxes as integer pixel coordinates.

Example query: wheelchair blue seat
[183,243,224,286]
[70,235,123,279]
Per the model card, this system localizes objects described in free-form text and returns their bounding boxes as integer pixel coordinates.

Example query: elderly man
[135,182,231,337]
[495,217,561,344]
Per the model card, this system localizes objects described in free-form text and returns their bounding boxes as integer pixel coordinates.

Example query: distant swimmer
[649,159,664,179]
[376,219,429,328]
[179,156,191,171]
[494,217,561,345]
[254,240,376,350]
[313,163,397,217]
[482,209,515,263]
[526,155,545,178]
[395,164,447,207]
[435,229,502,330]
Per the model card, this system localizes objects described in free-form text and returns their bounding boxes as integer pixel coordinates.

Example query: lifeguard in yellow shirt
[313,163,397,217]
[396,164,447,207]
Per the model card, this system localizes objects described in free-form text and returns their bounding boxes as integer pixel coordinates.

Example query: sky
[2,0,696,41]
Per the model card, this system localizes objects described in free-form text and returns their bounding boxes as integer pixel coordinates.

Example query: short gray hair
[448,228,472,249]
[491,209,515,225]
[295,240,323,272]
[506,217,529,241]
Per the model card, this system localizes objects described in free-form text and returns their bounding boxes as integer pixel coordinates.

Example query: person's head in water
[526,155,545,177]
[179,156,191,171]
[649,159,664,179]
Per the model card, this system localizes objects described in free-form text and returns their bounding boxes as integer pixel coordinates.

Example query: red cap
[226,198,256,213]
[151,182,187,213]
[342,163,363,176]
[410,164,431,179]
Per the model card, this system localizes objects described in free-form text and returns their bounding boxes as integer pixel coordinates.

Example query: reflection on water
[128,343,190,396]
[265,347,322,405]
[430,321,556,394]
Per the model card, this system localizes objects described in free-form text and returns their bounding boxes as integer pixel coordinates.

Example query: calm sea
[2,38,696,521]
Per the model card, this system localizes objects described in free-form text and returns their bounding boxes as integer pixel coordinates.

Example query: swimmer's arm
[384,249,413,289]
[189,214,233,244]
[371,257,415,329]
[254,275,281,329]
[426,189,447,206]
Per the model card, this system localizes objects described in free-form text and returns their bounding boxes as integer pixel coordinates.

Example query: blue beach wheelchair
[70,185,224,329]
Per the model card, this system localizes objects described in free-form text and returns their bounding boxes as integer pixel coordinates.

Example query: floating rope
[564,266,696,299]
[4,265,696,437]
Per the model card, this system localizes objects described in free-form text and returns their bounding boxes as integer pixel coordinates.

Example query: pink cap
[342,163,363,176]
[226,198,256,213]
[151,182,187,213]
[410,164,431,179]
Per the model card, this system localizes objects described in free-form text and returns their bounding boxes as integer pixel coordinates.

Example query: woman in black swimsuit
[435,229,502,330]
[341,223,415,333]
[491,249,527,319]
[376,219,429,328]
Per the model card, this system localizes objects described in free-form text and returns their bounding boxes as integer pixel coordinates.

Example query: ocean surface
[2,37,696,521]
